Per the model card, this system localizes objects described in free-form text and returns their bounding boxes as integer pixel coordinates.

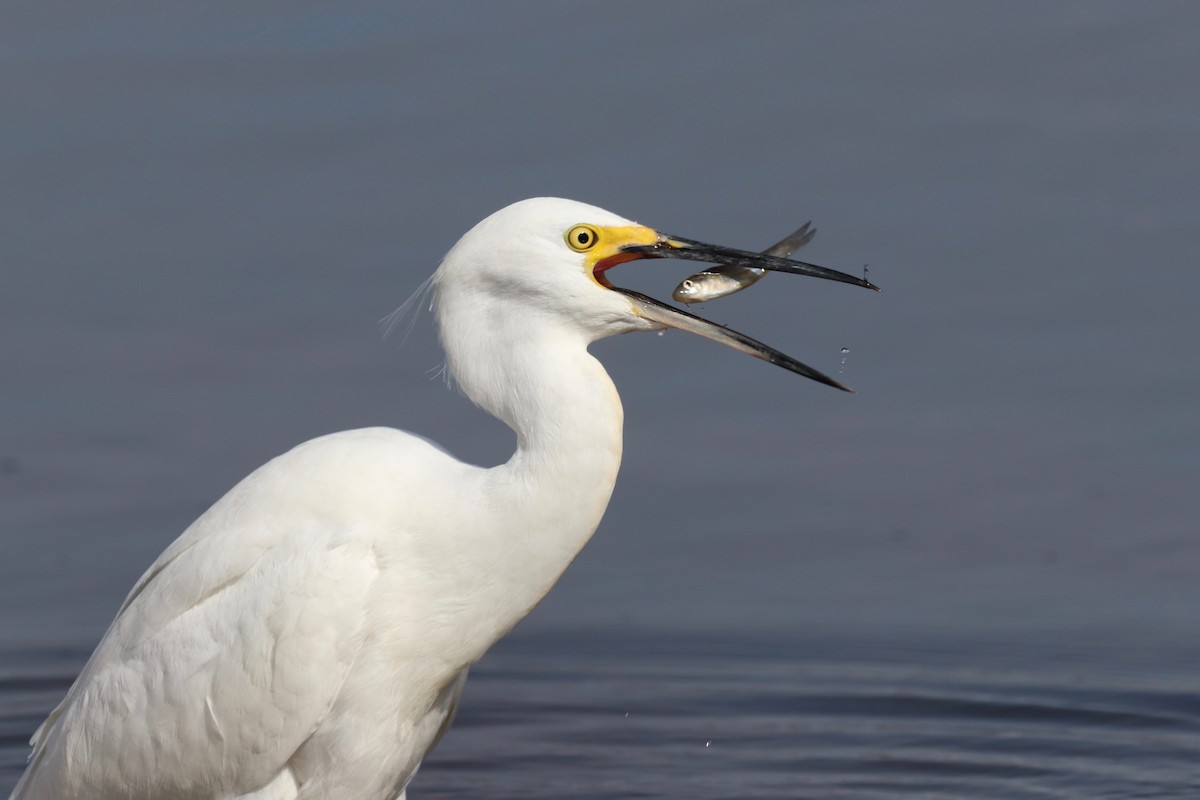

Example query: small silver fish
[672,222,816,304]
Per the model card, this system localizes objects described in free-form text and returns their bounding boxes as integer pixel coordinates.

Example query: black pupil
[577,231,590,245]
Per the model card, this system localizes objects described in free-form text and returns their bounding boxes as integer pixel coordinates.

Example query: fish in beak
[596,230,878,392]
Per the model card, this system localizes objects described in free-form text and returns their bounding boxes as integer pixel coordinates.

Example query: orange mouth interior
[592,252,649,288]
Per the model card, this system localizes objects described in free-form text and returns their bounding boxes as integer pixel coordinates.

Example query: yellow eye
[565,224,600,252]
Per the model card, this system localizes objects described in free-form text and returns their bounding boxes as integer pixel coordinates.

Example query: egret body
[11,198,874,800]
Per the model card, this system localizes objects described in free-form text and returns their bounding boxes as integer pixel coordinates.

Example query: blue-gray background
[3,3,1198,797]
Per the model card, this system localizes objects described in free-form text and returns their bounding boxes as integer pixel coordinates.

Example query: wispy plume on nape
[380,274,458,394]
[426,361,454,391]
[379,273,436,345]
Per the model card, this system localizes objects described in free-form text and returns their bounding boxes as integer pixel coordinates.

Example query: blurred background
[3,3,1198,797]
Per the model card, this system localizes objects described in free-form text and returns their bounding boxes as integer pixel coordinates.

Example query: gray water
[3,2,1199,796]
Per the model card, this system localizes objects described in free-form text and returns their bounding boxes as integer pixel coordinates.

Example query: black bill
[622,235,879,291]
[611,287,853,392]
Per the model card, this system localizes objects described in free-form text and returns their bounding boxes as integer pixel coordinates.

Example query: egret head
[434,197,876,392]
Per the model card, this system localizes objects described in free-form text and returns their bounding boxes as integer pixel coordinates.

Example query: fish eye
[682,280,695,290]
[565,225,599,252]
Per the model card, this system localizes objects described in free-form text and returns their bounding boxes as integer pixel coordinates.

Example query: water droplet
[839,347,850,374]
[656,330,665,337]
[705,740,712,748]
[863,263,870,281]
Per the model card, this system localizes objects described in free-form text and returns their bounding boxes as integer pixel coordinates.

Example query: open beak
[595,232,878,392]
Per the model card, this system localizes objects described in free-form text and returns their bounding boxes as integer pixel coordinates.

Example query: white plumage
[12,198,865,799]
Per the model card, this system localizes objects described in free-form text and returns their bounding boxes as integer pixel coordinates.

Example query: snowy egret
[12,198,876,800]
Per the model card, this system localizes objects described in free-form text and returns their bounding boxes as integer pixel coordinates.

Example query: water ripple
[3,632,1200,798]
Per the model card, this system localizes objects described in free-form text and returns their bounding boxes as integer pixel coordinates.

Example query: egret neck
[435,284,623,646]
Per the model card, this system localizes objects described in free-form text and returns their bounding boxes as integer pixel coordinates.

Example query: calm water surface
[3,2,1199,797]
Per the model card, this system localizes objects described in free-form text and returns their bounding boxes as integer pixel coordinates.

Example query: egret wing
[17,509,380,799]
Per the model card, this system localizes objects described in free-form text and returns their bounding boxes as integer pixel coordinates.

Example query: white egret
[11,198,876,800]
